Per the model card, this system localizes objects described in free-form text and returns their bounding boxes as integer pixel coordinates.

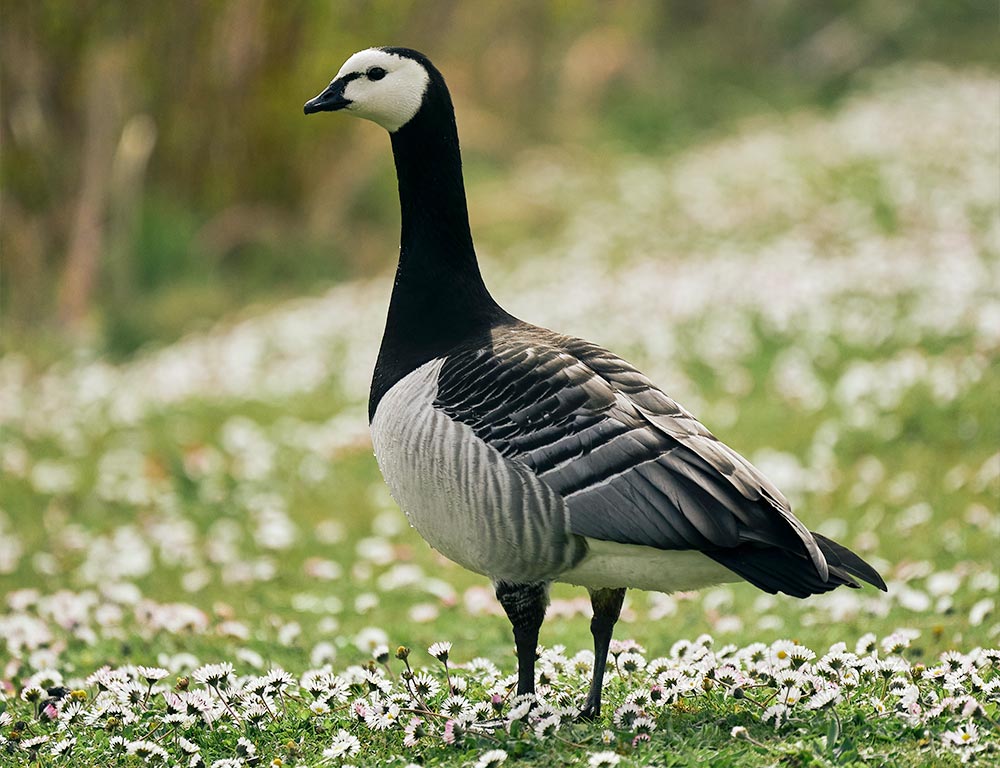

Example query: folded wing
[434,323,886,597]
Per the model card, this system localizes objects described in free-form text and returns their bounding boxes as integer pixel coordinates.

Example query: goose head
[303,47,433,133]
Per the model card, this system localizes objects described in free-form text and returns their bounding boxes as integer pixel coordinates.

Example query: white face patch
[334,49,430,132]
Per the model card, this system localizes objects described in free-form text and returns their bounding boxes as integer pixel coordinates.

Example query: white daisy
[50,737,75,757]
[533,714,561,739]
[410,671,441,699]
[191,662,233,688]
[428,641,452,663]
[587,751,621,767]
[136,666,170,684]
[323,729,361,759]
[473,749,508,768]
[126,740,170,761]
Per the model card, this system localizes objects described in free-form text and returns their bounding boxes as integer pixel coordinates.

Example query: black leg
[494,581,549,697]
[579,587,626,720]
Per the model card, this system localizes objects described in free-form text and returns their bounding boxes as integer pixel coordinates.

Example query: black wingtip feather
[812,532,888,592]
[708,531,886,599]
[708,547,845,598]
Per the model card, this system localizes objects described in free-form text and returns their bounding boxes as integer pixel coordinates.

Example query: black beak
[304,79,352,115]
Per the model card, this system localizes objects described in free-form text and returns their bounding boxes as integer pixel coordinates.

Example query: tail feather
[813,532,887,592]
[708,546,856,598]
[707,531,886,599]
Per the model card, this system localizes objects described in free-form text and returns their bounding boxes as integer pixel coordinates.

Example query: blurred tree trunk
[107,114,157,307]
[57,46,127,333]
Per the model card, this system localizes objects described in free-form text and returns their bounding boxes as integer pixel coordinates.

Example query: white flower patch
[0,627,997,760]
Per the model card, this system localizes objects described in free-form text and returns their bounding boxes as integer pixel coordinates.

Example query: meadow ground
[1,67,998,767]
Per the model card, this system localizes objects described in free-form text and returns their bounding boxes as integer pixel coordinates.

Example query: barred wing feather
[435,323,886,597]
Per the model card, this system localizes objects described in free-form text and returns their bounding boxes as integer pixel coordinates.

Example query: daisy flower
[779,687,802,706]
[50,737,75,757]
[617,652,646,675]
[612,702,641,729]
[300,669,334,698]
[440,694,473,722]
[442,719,464,745]
[714,665,740,686]
[633,716,656,736]
[473,749,508,768]
[236,737,257,759]
[471,701,494,721]
[880,629,919,654]
[126,740,170,761]
[774,669,804,688]
[264,668,294,694]
[178,737,200,755]
[770,640,798,665]
[243,703,270,726]
[816,650,853,677]
[136,666,170,685]
[27,669,63,689]
[942,722,980,752]
[572,651,596,677]
[20,736,49,754]
[323,729,361,759]
[533,714,561,739]
[610,639,645,656]
[587,751,621,767]
[788,645,816,667]
[362,668,392,696]
[403,716,424,747]
[761,703,789,727]
[466,657,501,678]
[192,662,233,688]
[624,689,651,709]
[805,686,842,710]
[410,671,441,699]
[60,701,85,724]
[941,651,971,674]
[20,685,43,703]
[855,633,878,656]
[364,700,401,730]
[507,694,535,721]
[325,675,351,703]
[428,641,452,663]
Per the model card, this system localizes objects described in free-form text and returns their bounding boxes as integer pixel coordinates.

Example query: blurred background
[2,0,996,358]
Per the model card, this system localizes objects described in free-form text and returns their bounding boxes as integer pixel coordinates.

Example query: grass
[0,67,998,766]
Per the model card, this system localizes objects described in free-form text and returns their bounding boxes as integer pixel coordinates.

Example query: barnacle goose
[304,47,887,719]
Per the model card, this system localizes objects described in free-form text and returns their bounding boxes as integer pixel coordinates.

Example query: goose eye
[367,67,387,81]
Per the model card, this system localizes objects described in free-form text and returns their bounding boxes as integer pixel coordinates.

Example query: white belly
[558,539,739,592]
[370,359,584,583]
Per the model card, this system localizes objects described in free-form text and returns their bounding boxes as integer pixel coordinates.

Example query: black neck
[389,92,486,311]
[369,65,510,419]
